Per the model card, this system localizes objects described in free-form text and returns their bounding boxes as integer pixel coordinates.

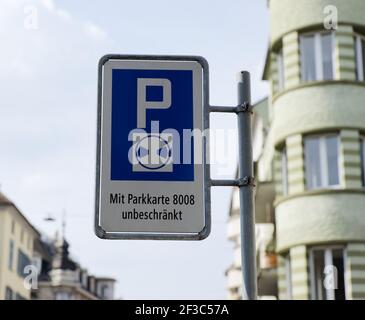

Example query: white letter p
[137,78,171,128]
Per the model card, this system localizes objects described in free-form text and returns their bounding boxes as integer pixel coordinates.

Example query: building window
[15,293,26,300]
[8,240,14,271]
[89,277,96,293]
[355,34,365,81]
[32,256,42,275]
[284,253,293,299]
[300,32,334,82]
[277,48,285,90]
[5,287,13,300]
[82,272,88,288]
[55,292,72,300]
[11,220,15,234]
[17,249,30,278]
[101,284,109,299]
[304,134,340,189]
[361,136,365,186]
[309,247,346,300]
[27,236,32,250]
[281,146,289,195]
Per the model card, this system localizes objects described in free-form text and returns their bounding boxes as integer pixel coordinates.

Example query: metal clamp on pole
[210,179,238,187]
[210,176,255,188]
[209,102,252,114]
[237,176,256,187]
[209,106,237,113]
[235,102,253,114]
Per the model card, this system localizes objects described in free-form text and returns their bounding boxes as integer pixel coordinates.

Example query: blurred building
[227,0,365,300]
[0,191,116,300]
[0,192,40,300]
[32,234,116,300]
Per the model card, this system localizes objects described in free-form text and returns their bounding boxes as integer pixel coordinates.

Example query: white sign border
[95,55,211,240]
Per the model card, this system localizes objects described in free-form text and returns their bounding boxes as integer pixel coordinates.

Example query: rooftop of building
[0,191,13,205]
[0,191,40,237]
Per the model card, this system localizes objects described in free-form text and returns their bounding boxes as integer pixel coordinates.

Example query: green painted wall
[335,26,357,81]
[346,243,365,299]
[277,255,288,299]
[290,246,310,300]
[282,32,300,89]
[276,192,365,252]
[269,0,365,45]
[264,0,365,300]
[286,135,305,195]
[339,130,363,188]
[272,83,365,145]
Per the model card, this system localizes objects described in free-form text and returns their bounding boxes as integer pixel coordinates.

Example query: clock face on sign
[135,134,172,170]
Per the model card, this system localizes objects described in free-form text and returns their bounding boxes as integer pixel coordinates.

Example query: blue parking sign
[95,55,210,240]
[110,69,194,181]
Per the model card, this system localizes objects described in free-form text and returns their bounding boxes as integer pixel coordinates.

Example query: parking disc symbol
[133,133,173,172]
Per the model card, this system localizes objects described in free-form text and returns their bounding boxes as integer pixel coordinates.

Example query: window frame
[284,252,293,299]
[8,240,14,271]
[55,292,72,300]
[300,31,336,82]
[15,293,26,300]
[11,220,15,235]
[101,284,109,299]
[304,133,341,190]
[355,33,365,82]
[277,48,285,91]
[82,272,88,288]
[281,146,289,195]
[309,246,348,300]
[17,249,30,279]
[5,287,13,300]
[361,135,365,186]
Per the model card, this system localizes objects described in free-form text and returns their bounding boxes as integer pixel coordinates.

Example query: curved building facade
[270,0,365,300]
[227,0,365,300]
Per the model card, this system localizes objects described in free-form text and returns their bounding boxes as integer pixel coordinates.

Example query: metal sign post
[95,55,257,299]
[209,72,257,300]
[237,72,257,300]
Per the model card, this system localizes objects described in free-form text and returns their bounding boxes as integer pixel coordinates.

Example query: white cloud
[0,0,269,300]
[41,0,55,12]
[42,0,72,21]
[41,0,107,36]
[0,1,109,223]
[9,57,33,77]
[56,8,72,21]
[83,21,107,41]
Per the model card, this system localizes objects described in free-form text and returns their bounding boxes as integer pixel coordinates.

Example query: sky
[0,0,268,299]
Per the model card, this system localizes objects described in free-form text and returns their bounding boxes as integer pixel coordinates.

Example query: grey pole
[237,71,257,300]
[209,71,257,299]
